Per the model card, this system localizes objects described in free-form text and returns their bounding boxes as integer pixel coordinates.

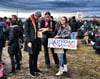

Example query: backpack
[0,64,6,79]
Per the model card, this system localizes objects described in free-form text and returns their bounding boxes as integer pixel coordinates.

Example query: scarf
[2,20,9,30]
[45,19,53,29]
[30,14,37,39]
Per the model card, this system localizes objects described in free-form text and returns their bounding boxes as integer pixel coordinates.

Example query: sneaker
[16,65,21,70]
[30,73,36,77]
[16,67,21,70]
[63,65,68,72]
[8,70,16,73]
[35,69,43,74]
[56,71,63,76]
[56,67,63,76]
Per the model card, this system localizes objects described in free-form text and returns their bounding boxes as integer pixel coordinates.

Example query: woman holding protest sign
[55,16,71,76]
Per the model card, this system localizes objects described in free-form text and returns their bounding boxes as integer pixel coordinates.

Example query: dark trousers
[29,42,40,74]
[9,53,20,71]
[18,48,22,61]
[41,34,59,66]
[43,44,59,66]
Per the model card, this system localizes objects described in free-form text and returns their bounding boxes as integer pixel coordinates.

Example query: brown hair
[62,16,68,24]
[12,15,18,21]
[60,16,71,31]
[60,16,68,27]
[45,11,51,16]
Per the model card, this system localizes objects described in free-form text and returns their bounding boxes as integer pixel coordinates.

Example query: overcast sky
[0,0,100,16]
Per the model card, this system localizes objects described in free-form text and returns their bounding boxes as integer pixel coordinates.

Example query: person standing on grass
[55,16,71,76]
[24,11,42,77]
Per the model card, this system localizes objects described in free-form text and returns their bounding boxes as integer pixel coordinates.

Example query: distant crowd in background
[0,10,100,78]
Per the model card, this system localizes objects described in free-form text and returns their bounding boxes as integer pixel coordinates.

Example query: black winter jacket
[40,20,57,37]
[69,20,78,32]
[24,17,41,54]
[8,25,21,54]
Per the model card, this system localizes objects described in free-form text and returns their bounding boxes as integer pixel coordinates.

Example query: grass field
[2,40,100,79]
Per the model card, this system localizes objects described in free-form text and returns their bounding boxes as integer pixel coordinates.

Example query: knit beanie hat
[34,11,42,17]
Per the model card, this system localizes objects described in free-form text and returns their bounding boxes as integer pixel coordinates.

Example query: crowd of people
[77,19,100,53]
[0,10,100,78]
[0,15,23,78]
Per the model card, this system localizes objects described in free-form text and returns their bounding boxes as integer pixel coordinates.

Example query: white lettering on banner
[48,38,77,50]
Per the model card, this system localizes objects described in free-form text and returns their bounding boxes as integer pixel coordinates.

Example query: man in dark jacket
[40,12,59,68]
[24,11,42,77]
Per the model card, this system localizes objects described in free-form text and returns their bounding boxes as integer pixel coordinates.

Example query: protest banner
[48,38,77,50]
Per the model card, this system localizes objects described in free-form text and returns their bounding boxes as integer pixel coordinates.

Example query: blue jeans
[70,32,78,39]
[58,49,67,67]
[0,47,3,62]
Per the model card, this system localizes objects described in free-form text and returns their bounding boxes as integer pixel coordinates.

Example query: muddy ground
[2,40,100,79]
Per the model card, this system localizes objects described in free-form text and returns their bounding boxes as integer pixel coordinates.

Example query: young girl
[55,16,71,76]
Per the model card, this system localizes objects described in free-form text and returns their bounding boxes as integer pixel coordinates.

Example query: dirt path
[2,45,73,79]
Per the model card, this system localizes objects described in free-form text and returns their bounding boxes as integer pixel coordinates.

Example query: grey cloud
[0,0,100,16]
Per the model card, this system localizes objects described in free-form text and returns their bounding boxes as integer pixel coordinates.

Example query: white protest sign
[48,38,77,50]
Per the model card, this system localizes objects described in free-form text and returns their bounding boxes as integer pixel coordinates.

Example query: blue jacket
[0,21,6,48]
